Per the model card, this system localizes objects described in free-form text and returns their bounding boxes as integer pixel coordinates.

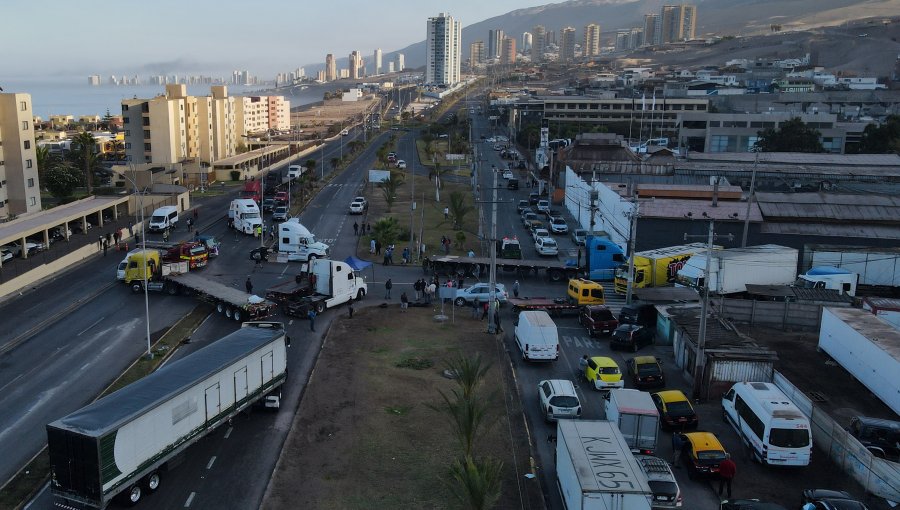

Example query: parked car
[396,160,407,169]
[619,304,657,327]
[507,178,519,190]
[572,229,588,245]
[262,198,276,212]
[502,169,514,180]
[847,416,900,461]
[633,455,682,508]
[720,500,788,510]
[585,356,624,391]
[274,191,289,203]
[528,192,541,205]
[521,212,539,227]
[272,206,289,222]
[651,390,698,430]
[549,216,568,234]
[517,200,530,213]
[610,324,655,352]
[535,237,558,256]
[453,283,508,307]
[1,248,13,263]
[531,227,551,242]
[801,489,869,510]
[626,356,665,389]
[681,431,727,480]
[538,379,582,422]
[536,199,550,213]
[579,305,618,337]
[349,197,368,214]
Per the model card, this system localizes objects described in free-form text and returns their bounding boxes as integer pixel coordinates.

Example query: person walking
[347,301,354,318]
[370,238,376,254]
[443,206,449,219]
[102,239,108,256]
[384,278,393,299]
[402,247,410,264]
[353,221,359,236]
[578,354,589,381]
[413,279,422,300]
[307,309,316,332]
[400,292,409,312]
[193,208,199,222]
[245,277,253,294]
[513,280,520,298]
[113,230,120,245]
[718,453,737,499]
[471,298,481,319]
[162,228,170,243]
[672,432,686,467]
[98,235,104,251]
[186,217,193,232]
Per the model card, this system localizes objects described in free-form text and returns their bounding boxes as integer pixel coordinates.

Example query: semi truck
[240,179,262,204]
[613,243,712,294]
[276,218,330,262]
[282,259,368,316]
[47,322,289,508]
[123,250,276,321]
[556,419,653,510]
[795,266,858,296]
[675,244,799,295]
[803,245,900,293]
[603,389,660,455]
[228,198,263,235]
[584,235,627,281]
[140,240,209,269]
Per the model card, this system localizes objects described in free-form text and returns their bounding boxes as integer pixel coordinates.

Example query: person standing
[672,432,686,467]
[443,206,449,219]
[245,277,253,294]
[375,240,382,255]
[426,281,436,304]
[370,238,376,254]
[97,235,103,251]
[385,278,393,299]
[162,228,170,243]
[400,292,409,312]
[193,208,199,222]
[102,239,108,257]
[513,280,520,298]
[472,298,481,319]
[365,222,371,234]
[307,309,316,332]
[718,453,737,499]
[353,221,359,236]
[419,242,426,259]
[578,354,589,380]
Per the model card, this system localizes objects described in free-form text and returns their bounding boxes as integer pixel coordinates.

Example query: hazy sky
[3,0,551,79]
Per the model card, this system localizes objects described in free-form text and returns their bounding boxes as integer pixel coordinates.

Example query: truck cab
[163,242,208,269]
[796,266,858,296]
[584,236,626,281]
[240,180,262,204]
[229,199,263,235]
[278,219,329,262]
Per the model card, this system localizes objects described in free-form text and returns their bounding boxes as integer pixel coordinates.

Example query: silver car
[633,455,682,508]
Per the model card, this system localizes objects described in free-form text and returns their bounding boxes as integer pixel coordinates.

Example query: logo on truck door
[666,255,692,282]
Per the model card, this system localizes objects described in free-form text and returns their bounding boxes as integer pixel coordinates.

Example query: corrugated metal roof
[755,192,900,222]
[640,199,763,221]
[760,222,900,239]
[667,307,764,350]
[685,152,900,167]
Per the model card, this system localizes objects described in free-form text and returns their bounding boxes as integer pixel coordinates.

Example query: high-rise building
[615,30,631,51]
[349,51,363,80]
[488,28,504,59]
[316,70,326,82]
[0,93,41,218]
[522,32,533,52]
[583,24,601,58]
[388,61,395,73]
[531,25,546,62]
[236,95,290,136]
[642,14,660,46]
[395,53,405,72]
[660,4,697,43]
[325,54,337,81]
[500,37,517,65]
[469,41,485,66]
[546,30,557,46]
[560,27,576,61]
[629,27,644,48]
[374,48,383,75]
[425,12,462,86]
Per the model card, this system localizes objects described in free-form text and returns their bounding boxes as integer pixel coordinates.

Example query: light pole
[126,164,153,360]
[741,147,760,247]
[487,168,499,334]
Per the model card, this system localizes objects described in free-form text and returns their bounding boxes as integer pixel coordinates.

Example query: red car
[579,305,619,337]
[274,191,289,203]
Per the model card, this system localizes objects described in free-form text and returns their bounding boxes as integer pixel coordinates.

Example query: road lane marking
[206,456,216,469]
[76,317,105,337]
[184,492,195,507]
[224,426,233,439]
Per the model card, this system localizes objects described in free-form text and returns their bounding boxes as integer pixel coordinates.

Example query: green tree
[305,159,317,177]
[236,141,248,154]
[348,140,363,153]
[448,191,472,230]
[447,457,504,510]
[36,145,58,187]
[44,163,81,200]
[371,217,401,247]
[856,115,900,154]
[444,354,491,401]
[69,131,101,194]
[376,144,389,169]
[330,156,341,172]
[755,117,824,153]
[378,172,404,211]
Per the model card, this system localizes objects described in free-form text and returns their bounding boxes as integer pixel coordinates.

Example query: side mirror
[286,336,292,348]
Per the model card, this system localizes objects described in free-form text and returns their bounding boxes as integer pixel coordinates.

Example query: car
[801,489,869,510]
[5,242,42,257]
[619,304,657,327]
[502,170,514,180]
[493,144,503,151]
[1,248,13,263]
[633,455,682,508]
[538,379,582,422]
[652,390,698,430]
[585,356,624,390]
[517,200,530,213]
[272,206,289,222]
[262,198,276,212]
[847,415,900,461]
[525,220,544,236]
[531,227,550,242]
[536,199,550,213]
[680,431,727,479]
[579,305,619,337]
[720,500,788,510]
[535,237,558,256]
[521,212,539,227]
[626,356,665,389]
[349,197,368,214]
[610,324,655,352]
[396,160,407,169]
[340,129,349,136]
[549,217,568,234]
[528,192,541,205]
[274,191,289,203]
[572,229,588,245]
[507,178,519,190]
[453,283,508,307]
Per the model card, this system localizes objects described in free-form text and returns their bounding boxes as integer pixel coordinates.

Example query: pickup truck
[578,305,619,337]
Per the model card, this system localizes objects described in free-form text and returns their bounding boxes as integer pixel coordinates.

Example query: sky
[3,0,552,80]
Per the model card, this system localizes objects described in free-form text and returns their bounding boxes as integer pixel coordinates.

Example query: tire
[234,309,242,321]
[454,297,467,307]
[167,284,178,296]
[356,289,365,300]
[123,485,142,506]
[144,472,160,492]
[131,283,142,293]
[225,308,233,318]
[251,252,261,261]
[548,269,564,282]
[217,302,225,313]
[315,302,325,313]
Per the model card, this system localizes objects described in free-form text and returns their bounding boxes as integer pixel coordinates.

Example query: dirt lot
[293,98,379,139]
[262,306,543,510]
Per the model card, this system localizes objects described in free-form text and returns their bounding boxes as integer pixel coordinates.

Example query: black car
[262,198,276,212]
[618,304,657,327]
[720,500,788,510]
[801,489,869,510]
[610,324,654,352]
[847,416,900,461]
[528,192,541,205]
[517,200,530,213]
[507,178,519,190]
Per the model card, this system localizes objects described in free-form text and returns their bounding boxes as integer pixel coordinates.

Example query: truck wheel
[234,309,242,321]
[314,302,325,313]
[217,302,225,314]
[548,269,564,282]
[307,254,317,262]
[123,485,142,505]
[356,289,365,300]
[251,251,261,261]
[143,472,160,492]
[167,284,178,296]
[131,283,142,293]
[225,308,233,318]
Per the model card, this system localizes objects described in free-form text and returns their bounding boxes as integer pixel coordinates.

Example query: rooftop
[827,307,900,359]
[0,196,128,246]
[755,192,900,223]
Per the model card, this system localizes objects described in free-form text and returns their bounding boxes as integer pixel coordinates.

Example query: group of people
[353,221,371,236]
[438,235,452,255]
[97,229,125,256]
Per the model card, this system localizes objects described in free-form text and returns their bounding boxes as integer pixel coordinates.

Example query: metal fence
[715,298,850,331]
[774,370,900,502]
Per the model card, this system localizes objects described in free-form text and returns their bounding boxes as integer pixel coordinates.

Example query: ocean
[1,77,335,119]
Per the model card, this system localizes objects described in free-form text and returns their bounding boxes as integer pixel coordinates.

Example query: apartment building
[0,93,41,218]
[560,27,576,62]
[426,12,462,86]
[583,24,601,58]
[501,37,517,65]
[643,14,660,46]
[488,29,504,60]
[531,25,546,62]
[374,48,383,75]
[660,4,697,43]
[325,54,337,81]
[470,41,485,66]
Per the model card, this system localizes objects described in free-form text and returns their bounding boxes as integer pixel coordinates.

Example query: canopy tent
[344,256,373,271]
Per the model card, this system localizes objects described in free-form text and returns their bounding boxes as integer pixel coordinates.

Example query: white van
[514,310,559,361]
[148,206,178,232]
[229,199,263,235]
[287,165,305,180]
[721,382,812,466]
[278,219,329,262]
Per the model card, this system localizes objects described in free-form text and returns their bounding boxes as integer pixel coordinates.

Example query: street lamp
[126,164,153,360]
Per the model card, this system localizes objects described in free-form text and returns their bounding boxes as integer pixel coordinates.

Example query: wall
[0,241,113,299]
[715,298,851,331]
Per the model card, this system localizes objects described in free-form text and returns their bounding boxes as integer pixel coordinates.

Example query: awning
[344,256,373,271]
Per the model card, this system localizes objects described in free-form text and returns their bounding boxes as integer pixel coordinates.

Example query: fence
[715,298,850,331]
[774,371,900,502]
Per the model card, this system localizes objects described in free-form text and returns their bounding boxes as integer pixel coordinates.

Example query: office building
[660,4,697,43]
[395,53,405,72]
[374,48,383,75]
[488,28,505,59]
[501,37,517,65]
[522,32,533,52]
[0,93,41,217]
[470,41,485,66]
[531,25,546,62]
[583,24,601,58]
[425,12,462,86]
[349,51,363,80]
[388,61,396,73]
[560,27,576,62]
[325,54,337,81]
[643,14,660,46]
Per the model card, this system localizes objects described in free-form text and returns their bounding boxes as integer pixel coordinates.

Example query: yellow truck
[614,243,713,294]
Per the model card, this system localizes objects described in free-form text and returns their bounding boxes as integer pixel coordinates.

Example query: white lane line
[184,492,196,507]
[77,317,105,337]
[224,426,233,439]
[206,456,217,470]
[22,482,49,509]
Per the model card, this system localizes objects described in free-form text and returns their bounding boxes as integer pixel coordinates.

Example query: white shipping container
[818,307,900,415]
[676,244,799,295]
[807,245,900,288]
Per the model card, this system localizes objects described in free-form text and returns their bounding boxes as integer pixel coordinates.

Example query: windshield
[549,396,580,408]
[614,264,631,279]
[244,213,260,219]
[665,400,694,416]
[150,215,164,223]
[189,247,206,256]
[768,428,811,448]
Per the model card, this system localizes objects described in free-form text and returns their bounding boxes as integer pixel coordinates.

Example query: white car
[633,455,682,508]
[396,160,407,169]
[549,217,568,234]
[1,248,13,263]
[538,379,582,422]
[502,170,514,180]
[349,197,368,214]
[536,200,550,213]
[535,237,558,256]
[531,228,550,242]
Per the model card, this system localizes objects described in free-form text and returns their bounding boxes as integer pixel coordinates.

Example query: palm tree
[36,145,58,188]
[447,456,504,510]
[378,172,404,211]
[330,157,341,172]
[69,131,101,194]
[445,354,491,401]
[371,217,401,248]
[433,388,491,459]
[448,191,473,230]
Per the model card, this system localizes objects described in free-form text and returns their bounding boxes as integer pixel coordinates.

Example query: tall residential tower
[425,12,462,86]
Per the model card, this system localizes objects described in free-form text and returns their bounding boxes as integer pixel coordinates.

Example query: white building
[425,13,462,86]
[374,48,383,75]
[0,93,41,217]
[395,53,405,72]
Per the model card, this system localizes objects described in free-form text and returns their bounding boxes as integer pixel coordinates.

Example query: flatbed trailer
[424,255,579,282]
[265,274,314,302]
[508,297,582,316]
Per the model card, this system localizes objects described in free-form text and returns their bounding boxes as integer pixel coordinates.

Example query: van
[721,382,812,466]
[514,310,559,361]
[229,199,263,235]
[148,206,178,232]
[287,165,304,180]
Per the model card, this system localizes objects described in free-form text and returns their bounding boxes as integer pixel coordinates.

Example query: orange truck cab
[163,242,208,269]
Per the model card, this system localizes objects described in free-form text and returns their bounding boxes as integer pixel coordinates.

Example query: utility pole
[624,192,654,305]
[487,168,499,334]
[741,148,760,247]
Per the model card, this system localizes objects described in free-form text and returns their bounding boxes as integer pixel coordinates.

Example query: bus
[721,382,812,466]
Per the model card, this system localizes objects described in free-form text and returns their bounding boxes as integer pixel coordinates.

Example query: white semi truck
[676,244,799,295]
[47,322,289,508]
[277,218,329,262]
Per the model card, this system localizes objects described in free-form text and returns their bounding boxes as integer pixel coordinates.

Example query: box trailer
[803,245,900,291]
[47,322,289,508]
[862,297,900,330]
[675,244,799,295]
[818,307,900,415]
[556,420,652,510]
[603,389,660,455]
[613,243,712,294]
